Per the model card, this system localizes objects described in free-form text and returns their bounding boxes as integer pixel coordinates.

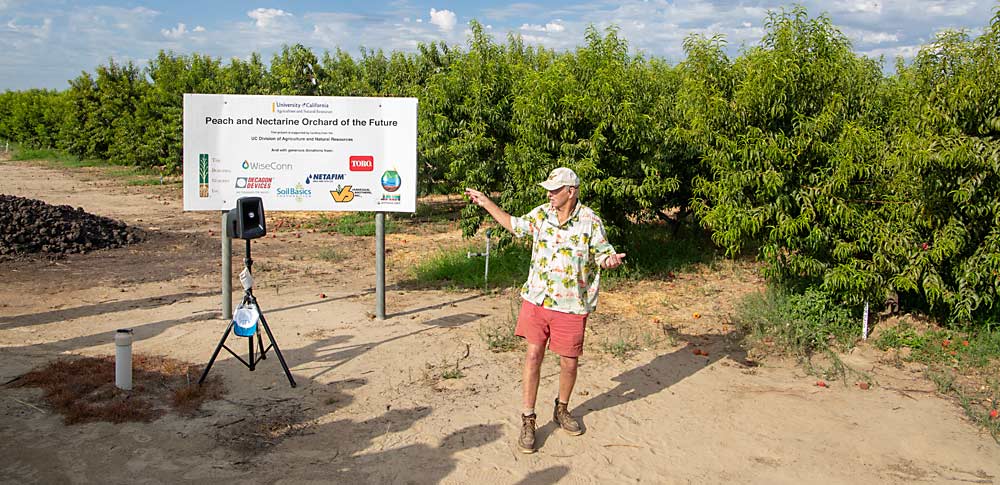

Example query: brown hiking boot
[553,399,583,435]
[518,413,537,453]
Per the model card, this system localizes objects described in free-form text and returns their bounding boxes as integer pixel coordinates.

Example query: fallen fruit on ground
[858,382,870,390]
[816,381,827,388]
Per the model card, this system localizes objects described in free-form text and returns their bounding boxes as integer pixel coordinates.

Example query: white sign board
[183,94,417,212]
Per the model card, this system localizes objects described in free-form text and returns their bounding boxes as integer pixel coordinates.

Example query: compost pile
[0,194,143,257]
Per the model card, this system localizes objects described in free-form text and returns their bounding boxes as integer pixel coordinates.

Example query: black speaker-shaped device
[227,196,266,240]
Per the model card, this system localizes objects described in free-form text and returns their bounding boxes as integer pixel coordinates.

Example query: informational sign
[183,94,417,212]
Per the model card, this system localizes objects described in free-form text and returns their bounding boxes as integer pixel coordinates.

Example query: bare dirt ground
[1,157,998,484]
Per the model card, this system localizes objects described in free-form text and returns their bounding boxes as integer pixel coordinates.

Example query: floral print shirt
[511,202,617,315]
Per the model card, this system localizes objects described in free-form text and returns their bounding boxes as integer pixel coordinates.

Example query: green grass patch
[410,243,530,290]
[601,332,640,361]
[316,212,397,236]
[316,247,343,262]
[735,287,858,356]
[12,147,102,167]
[733,286,863,380]
[479,299,523,352]
[440,367,464,379]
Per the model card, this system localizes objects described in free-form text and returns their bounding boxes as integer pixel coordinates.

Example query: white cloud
[831,0,882,14]
[842,26,899,44]
[924,1,976,16]
[520,20,565,33]
[5,17,52,40]
[161,22,187,39]
[860,31,898,43]
[248,8,292,28]
[429,8,456,32]
[861,43,922,60]
[193,25,205,32]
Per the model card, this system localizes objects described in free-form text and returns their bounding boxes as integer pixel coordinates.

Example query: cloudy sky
[1,0,996,91]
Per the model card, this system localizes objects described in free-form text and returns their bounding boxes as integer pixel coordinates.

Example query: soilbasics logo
[349,155,374,171]
[277,183,312,202]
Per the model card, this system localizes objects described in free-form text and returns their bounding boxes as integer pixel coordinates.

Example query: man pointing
[465,167,626,453]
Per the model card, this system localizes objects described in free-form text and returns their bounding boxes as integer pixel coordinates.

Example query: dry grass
[11,354,224,424]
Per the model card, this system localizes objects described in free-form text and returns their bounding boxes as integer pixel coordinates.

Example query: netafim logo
[381,169,401,192]
[198,154,209,197]
[349,155,374,172]
[243,160,293,171]
[305,173,346,184]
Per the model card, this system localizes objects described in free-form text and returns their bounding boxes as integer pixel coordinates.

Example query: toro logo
[349,155,374,172]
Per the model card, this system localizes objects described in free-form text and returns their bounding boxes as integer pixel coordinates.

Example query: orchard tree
[689,7,892,307]
[888,11,1000,323]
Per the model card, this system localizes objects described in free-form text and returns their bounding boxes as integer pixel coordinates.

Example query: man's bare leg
[522,342,546,410]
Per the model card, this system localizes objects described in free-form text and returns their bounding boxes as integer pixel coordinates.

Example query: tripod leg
[199,321,235,385]
[248,333,255,371]
[257,312,297,388]
[257,327,267,360]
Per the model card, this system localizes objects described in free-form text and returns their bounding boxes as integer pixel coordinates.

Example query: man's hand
[464,187,514,233]
[601,253,627,270]
[464,188,491,208]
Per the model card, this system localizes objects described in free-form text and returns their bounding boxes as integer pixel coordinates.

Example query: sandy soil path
[1,159,998,484]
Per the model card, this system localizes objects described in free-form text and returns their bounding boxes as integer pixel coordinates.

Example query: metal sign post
[222,211,232,320]
[376,212,385,320]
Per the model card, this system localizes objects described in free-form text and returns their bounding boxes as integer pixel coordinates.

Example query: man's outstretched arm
[464,188,514,234]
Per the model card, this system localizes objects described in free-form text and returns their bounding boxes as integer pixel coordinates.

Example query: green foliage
[5,10,1000,328]
[601,331,640,361]
[322,212,397,236]
[689,7,891,309]
[735,286,857,356]
[604,221,720,283]
[409,243,530,289]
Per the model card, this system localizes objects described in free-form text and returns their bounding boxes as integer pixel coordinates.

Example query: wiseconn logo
[243,160,293,171]
[349,155,374,171]
[330,186,355,203]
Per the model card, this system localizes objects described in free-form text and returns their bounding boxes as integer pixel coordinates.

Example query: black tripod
[199,239,297,387]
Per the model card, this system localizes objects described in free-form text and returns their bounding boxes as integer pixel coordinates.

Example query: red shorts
[515,299,588,357]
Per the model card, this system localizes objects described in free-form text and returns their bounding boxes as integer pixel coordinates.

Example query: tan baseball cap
[539,167,580,190]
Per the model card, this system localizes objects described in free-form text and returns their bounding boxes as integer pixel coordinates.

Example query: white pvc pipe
[115,329,134,390]
[862,301,869,341]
